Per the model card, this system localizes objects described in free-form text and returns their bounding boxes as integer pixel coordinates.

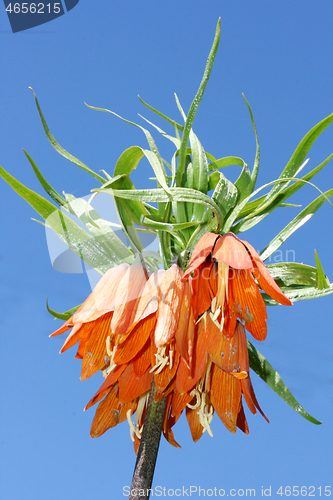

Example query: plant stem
[128,379,167,499]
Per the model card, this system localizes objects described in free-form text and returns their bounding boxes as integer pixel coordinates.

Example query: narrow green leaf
[85,104,171,196]
[30,88,105,184]
[141,216,200,232]
[176,19,221,186]
[63,193,133,262]
[138,95,184,132]
[314,250,330,289]
[23,149,66,208]
[234,154,333,231]
[190,130,209,221]
[248,341,321,425]
[266,262,318,288]
[260,188,333,261]
[261,111,333,208]
[0,165,120,273]
[211,171,238,218]
[94,186,224,228]
[242,94,260,192]
[46,298,80,320]
[263,282,333,304]
[138,114,181,149]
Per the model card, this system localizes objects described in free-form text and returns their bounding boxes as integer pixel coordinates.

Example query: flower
[51,233,292,452]
[183,232,292,340]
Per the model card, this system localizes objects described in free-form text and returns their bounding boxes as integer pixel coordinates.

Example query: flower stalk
[128,379,167,500]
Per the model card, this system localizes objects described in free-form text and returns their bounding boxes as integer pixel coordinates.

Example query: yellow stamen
[106,335,112,357]
[126,393,149,442]
[149,346,173,374]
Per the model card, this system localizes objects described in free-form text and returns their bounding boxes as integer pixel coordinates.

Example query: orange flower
[51,233,292,452]
[183,232,292,340]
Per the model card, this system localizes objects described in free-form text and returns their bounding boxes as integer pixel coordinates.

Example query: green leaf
[46,298,80,320]
[176,19,221,186]
[94,186,225,229]
[259,111,333,210]
[189,130,209,221]
[211,171,238,218]
[248,341,321,425]
[30,88,105,184]
[141,215,200,232]
[314,250,330,289]
[265,262,318,288]
[23,150,67,208]
[260,188,333,261]
[0,165,121,273]
[62,193,133,263]
[138,95,184,132]
[85,105,171,196]
[233,154,333,232]
[138,114,181,149]
[242,94,260,193]
[263,284,333,305]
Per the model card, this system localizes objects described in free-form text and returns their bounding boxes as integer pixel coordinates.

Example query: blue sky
[1,2,333,499]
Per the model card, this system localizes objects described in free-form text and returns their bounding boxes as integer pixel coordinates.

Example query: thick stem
[128,379,167,499]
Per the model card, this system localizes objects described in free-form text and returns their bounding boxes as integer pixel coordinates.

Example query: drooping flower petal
[90,386,120,438]
[154,264,185,347]
[111,264,148,336]
[213,233,253,269]
[183,232,219,279]
[243,240,293,306]
[210,365,242,433]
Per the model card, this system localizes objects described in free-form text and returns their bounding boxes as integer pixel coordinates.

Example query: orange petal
[186,406,204,442]
[118,364,153,403]
[90,386,120,437]
[81,312,113,381]
[49,318,73,337]
[241,377,269,422]
[210,365,241,433]
[236,402,249,435]
[59,323,87,353]
[111,264,148,336]
[154,378,176,402]
[163,394,181,448]
[155,264,185,347]
[236,321,250,373]
[230,269,268,340]
[131,269,166,325]
[84,365,126,410]
[74,264,129,324]
[118,400,137,424]
[182,232,219,279]
[175,281,193,364]
[191,261,214,317]
[170,390,193,418]
[213,233,252,269]
[113,315,156,365]
[243,241,293,306]
[133,339,154,377]
[176,316,209,394]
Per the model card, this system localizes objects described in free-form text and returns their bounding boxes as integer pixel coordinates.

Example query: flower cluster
[51,232,292,453]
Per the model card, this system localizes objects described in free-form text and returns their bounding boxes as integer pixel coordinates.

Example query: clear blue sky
[1,2,333,499]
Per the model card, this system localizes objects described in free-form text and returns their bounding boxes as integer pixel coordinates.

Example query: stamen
[126,393,149,442]
[187,389,201,410]
[106,335,112,357]
[126,408,135,442]
[149,346,172,374]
